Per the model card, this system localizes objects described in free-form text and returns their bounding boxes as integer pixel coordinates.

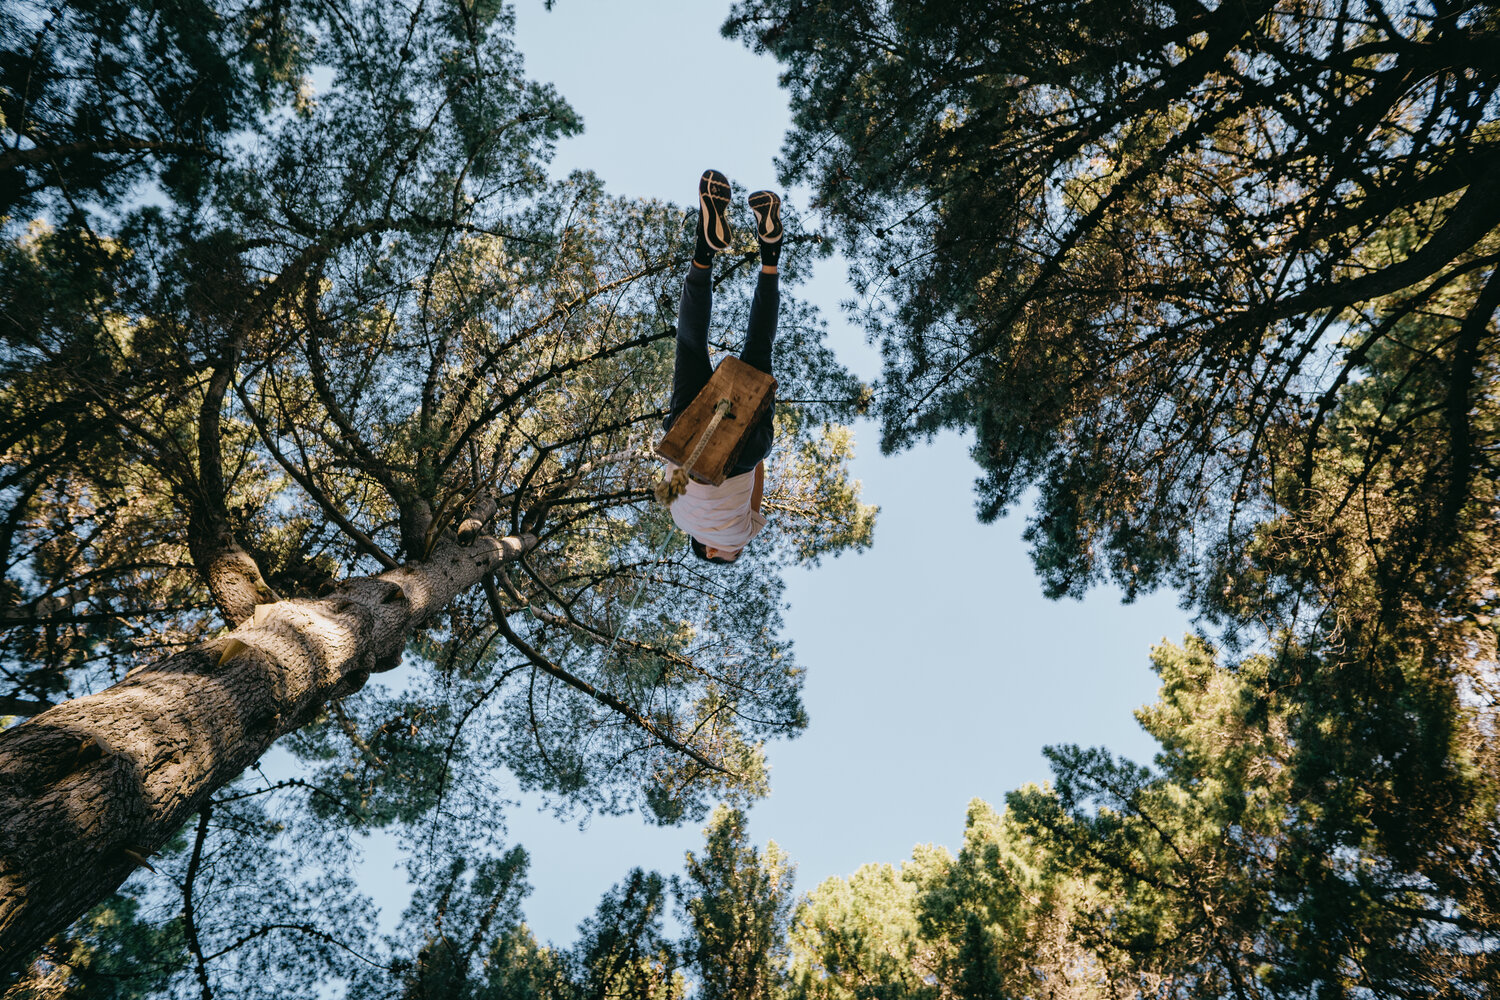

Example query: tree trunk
[0,532,535,967]
[186,508,279,626]
[186,324,275,628]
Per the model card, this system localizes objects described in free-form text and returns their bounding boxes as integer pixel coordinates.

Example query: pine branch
[485,579,736,779]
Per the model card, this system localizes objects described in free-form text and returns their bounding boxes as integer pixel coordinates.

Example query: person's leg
[729,268,778,473]
[730,192,784,473]
[739,268,779,375]
[667,171,733,429]
[731,415,774,476]
[666,262,713,430]
[740,190,782,375]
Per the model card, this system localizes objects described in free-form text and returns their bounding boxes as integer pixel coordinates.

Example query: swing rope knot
[653,466,690,505]
[655,397,732,505]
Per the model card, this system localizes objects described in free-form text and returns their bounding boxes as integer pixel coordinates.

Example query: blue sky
[355,0,1194,947]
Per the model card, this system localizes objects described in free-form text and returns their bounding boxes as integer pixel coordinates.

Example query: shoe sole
[699,170,732,252]
[748,190,782,243]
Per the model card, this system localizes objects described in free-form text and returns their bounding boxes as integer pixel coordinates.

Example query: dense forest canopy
[729,0,1499,607]
[0,0,873,975]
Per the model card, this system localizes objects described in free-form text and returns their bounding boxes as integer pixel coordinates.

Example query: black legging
[664,264,778,476]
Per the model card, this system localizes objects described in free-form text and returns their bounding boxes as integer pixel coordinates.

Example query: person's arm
[751,461,765,513]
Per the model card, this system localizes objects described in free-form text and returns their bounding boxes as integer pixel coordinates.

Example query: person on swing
[664,169,782,565]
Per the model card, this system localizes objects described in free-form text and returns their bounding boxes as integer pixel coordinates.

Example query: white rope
[543,403,732,661]
[600,526,678,663]
[654,398,732,504]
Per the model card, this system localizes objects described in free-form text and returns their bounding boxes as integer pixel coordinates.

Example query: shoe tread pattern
[699,169,733,251]
[748,190,782,243]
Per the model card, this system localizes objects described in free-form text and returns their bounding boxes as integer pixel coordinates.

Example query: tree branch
[485,580,735,779]
[181,806,214,1000]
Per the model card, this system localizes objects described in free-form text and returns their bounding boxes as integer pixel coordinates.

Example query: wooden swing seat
[655,356,776,487]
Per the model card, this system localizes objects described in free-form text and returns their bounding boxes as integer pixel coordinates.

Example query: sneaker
[748,190,782,244]
[699,169,733,252]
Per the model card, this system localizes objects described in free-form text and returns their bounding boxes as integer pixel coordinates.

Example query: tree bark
[0,532,535,967]
[185,513,279,627]
[186,321,276,628]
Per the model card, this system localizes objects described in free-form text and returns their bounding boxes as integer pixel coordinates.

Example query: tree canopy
[721,0,1500,993]
[0,0,873,969]
[727,0,1499,607]
[7,0,1500,994]
[776,634,1498,998]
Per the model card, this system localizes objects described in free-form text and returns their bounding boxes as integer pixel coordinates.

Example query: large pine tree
[726,0,1499,606]
[0,0,874,969]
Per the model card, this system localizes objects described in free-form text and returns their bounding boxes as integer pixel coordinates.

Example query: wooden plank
[656,357,777,486]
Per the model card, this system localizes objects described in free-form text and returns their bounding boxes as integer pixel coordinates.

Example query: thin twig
[182,806,214,1000]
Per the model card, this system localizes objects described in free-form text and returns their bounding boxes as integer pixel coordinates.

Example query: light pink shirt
[667,465,768,550]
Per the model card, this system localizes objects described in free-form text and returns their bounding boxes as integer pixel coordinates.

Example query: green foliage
[677,806,794,1000]
[0,218,215,702]
[6,784,377,998]
[725,5,1500,992]
[3,893,186,998]
[726,0,1500,606]
[344,806,799,1000]
[1010,635,1500,994]
[1,0,313,217]
[3,0,876,987]
[374,863,685,1000]
[788,803,1119,1000]
[573,870,683,1000]
[787,862,934,999]
[367,849,539,1000]
[764,422,878,566]
[785,635,1499,996]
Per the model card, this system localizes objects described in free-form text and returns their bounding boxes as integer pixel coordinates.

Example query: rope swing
[654,397,732,505]
[653,356,777,504]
